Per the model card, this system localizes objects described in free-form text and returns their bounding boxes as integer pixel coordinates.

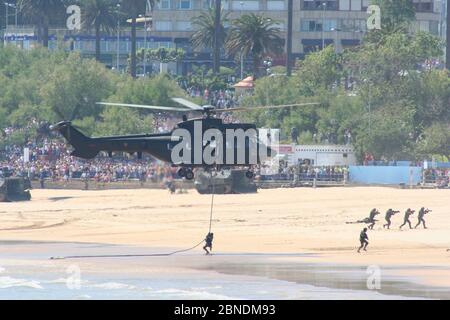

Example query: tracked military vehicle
[194,169,257,194]
[0,177,32,202]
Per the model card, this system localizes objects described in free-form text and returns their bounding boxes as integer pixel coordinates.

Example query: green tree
[0,107,7,129]
[107,74,185,107]
[315,94,364,145]
[416,123,450,158]
[137,48,185,73]
[80,0,119,61]
[372,0,415,28]
[354,101,416,160]
[40,53,117,122]
[226,13,283,78]
[18,0,65,47]
[294,46,344,96]
[238,76,320,140]
[365,0,416,44]
[94,106,154,136]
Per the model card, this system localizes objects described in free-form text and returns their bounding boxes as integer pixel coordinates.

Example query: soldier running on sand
[399,208,415,229]
[415,207,431,229]
[383,209,399,229]
[368,208,380,230]
[357,228,369,253]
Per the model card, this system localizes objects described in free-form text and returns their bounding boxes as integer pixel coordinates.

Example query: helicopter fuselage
[52,118,275,171]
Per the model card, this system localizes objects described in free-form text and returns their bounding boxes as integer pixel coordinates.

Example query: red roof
[233,76,254,88]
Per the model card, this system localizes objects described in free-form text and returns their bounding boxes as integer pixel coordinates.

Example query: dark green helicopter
[51,98,318,180]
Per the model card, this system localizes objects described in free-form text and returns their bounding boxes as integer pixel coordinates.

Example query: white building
[278,144,357,166]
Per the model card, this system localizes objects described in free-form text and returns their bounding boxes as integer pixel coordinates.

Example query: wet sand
[0,240,440,299]
[1,187,450,298]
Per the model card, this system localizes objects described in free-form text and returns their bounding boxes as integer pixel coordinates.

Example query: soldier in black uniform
[399,208,415,229]
[383,209,399,229]
[203,232,214,255]
[357,228,369,253]
[368,208,380,230]
[415,207,431,229]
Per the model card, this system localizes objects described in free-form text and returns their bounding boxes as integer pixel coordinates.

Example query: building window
[301,20,322,31]
[302,0,338,10]
[324,19,337,31]
[120,41,128,53]
[178,0,192,10]
[413,1,433,13]
[339,0,350,10]
[429,20,439,35]
[338,18,366,31]
[203,0,213,9]
[159,0,171,9]
[267,1,285,10]
[362,0,370,10]
[418,20,430,32]
[155,21,172,31]
[100,40,107,52]
[350,0,361,11]
[301,19,337,31]
[232,0,259,10]
[176,21,192,31]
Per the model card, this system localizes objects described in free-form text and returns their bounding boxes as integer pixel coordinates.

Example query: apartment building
[152,0,443,55]
[2,0,445,74]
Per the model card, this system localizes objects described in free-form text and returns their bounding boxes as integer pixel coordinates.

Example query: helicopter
[51,98,319,180]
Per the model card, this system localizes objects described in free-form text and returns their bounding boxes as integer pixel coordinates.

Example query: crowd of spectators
[423,168,450,188]
[0,137,177,184]
[258,160,348,183]
[185,87,245,109]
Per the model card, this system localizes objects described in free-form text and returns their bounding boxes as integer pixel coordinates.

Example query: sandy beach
[1,186,450,298]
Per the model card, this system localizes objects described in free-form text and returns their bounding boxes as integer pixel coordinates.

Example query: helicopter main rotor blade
[96,102,190,112]
[171,98,205,111]
[210,103,321,113]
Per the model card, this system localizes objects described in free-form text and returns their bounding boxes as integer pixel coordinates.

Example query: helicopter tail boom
[50,121,99,159]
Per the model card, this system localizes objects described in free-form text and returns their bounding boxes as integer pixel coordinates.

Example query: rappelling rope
[208,167,217,233]
[50,239,205,260]
[50,167,217,260]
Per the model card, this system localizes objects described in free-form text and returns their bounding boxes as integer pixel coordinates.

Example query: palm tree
[446,0,450,70]
[226,13,284,78]
[190,6,229,54]
[212,0,221,74]
[18,0,64,47]
[286,0,293,76]
[81,0,119,62]
[121,0,158,78]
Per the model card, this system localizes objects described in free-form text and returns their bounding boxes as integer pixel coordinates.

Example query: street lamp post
[139,14,148,77]
[4,3,7,32]
[286,0,293,76]
[446,0,450,69]
[144,18,147,76]
[363,78,371,136]
[4,3,17,31]
[240,1,245,79]
[321,2,326,50]
[116,4,121,72]
[330,27,340,53]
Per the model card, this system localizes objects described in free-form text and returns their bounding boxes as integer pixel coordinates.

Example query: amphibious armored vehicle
[0,177,32,202]
[194,169,257,194]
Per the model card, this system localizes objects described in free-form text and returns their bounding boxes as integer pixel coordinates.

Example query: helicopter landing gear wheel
[185,169,194,180]
[245,170,254,179]
[177,168,186,178]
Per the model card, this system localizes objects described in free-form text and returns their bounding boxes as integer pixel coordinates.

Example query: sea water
[0,241,434,300]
